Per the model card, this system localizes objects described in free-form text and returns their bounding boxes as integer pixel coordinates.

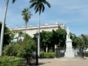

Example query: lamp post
[34,33,39,65]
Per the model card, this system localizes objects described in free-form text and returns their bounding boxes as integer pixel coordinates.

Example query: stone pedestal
[65,39,75,58]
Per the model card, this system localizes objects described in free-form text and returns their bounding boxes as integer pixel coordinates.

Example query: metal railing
[56,47,86,58]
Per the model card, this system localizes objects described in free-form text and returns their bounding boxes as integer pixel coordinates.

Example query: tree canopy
[52,29,66,47]
[30,0,51,14]
[79,34,88,47]
[0,22,12,46]
[22,8,32,25]
[34,29,67,52]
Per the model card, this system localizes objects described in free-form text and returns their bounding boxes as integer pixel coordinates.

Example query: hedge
[0,56,25,66]
[40,52,56,58]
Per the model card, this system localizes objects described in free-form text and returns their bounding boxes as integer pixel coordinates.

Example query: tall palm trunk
[38,12,40,56]
[0,0,9,56]
[25,22,27,36]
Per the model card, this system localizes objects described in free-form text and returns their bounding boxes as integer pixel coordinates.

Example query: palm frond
[29,0,51,14]
[34,4,37,10]
[22,8,32,23]
[12,0,16,3]
[35,8,38,13]
[44,1,51,8]
[39,5,42,14]
[30,0,38,3]
[42,4,45,12]
[30,3,36,8]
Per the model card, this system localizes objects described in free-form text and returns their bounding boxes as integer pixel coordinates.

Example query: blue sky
[0,0,88,36]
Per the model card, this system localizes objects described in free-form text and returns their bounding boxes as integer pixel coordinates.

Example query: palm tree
[22,8,32,36]
[30,0,51,56]
[0,0,16,56]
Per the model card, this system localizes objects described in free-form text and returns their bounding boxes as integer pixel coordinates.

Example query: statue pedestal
[64,39,75,58]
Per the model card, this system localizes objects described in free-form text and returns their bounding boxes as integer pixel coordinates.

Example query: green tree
[39,29,66,52]
[70,33,80,47]
[0,22,12,46]
[19,34,36,64]
[52,29,66,47]
[3,43,20,56]
[79,34,88,47]
[30,0,51,55]
[77,37,83,47]
[40,31,52,52]
[4,34,36,65]
[30,0,51,14]
[22,8,32,34]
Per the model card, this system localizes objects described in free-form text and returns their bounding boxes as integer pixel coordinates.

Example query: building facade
[10,22,66,37]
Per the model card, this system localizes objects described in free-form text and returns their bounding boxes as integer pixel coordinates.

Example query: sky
[0,0,88,36]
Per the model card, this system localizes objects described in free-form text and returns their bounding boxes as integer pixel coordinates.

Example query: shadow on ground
[30,62,51,66]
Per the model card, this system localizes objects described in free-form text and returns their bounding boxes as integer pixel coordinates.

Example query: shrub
[85,51,88,57]
[3,43,20,56]
[20,34,36,64]
[3,34,36,65]
[0,56,25,66]
[40,52,56,58]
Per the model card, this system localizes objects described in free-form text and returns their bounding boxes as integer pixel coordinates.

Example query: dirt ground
[37,57,88,66]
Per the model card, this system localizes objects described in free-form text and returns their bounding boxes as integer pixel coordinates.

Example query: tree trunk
[25,22,27,36]
[38,12,40,56]
[25,56,30,65]
[0,0,9,56]
[46,46,48,52]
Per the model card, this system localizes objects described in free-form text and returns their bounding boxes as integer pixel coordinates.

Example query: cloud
[50,0,88,24]
[0,0,88,36]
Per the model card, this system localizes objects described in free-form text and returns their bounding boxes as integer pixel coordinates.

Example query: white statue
[65,27,75,58]
[66,27,70,39]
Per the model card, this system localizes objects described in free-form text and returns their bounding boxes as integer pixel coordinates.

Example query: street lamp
[34,33,39,65]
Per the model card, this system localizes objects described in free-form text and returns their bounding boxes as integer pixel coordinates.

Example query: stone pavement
[37,57,88,66]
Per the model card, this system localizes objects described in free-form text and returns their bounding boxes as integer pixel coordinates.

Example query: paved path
[38,57,88,66]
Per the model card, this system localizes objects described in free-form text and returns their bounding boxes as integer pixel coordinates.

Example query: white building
[10,22,66,37]
[10,22,66,52]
